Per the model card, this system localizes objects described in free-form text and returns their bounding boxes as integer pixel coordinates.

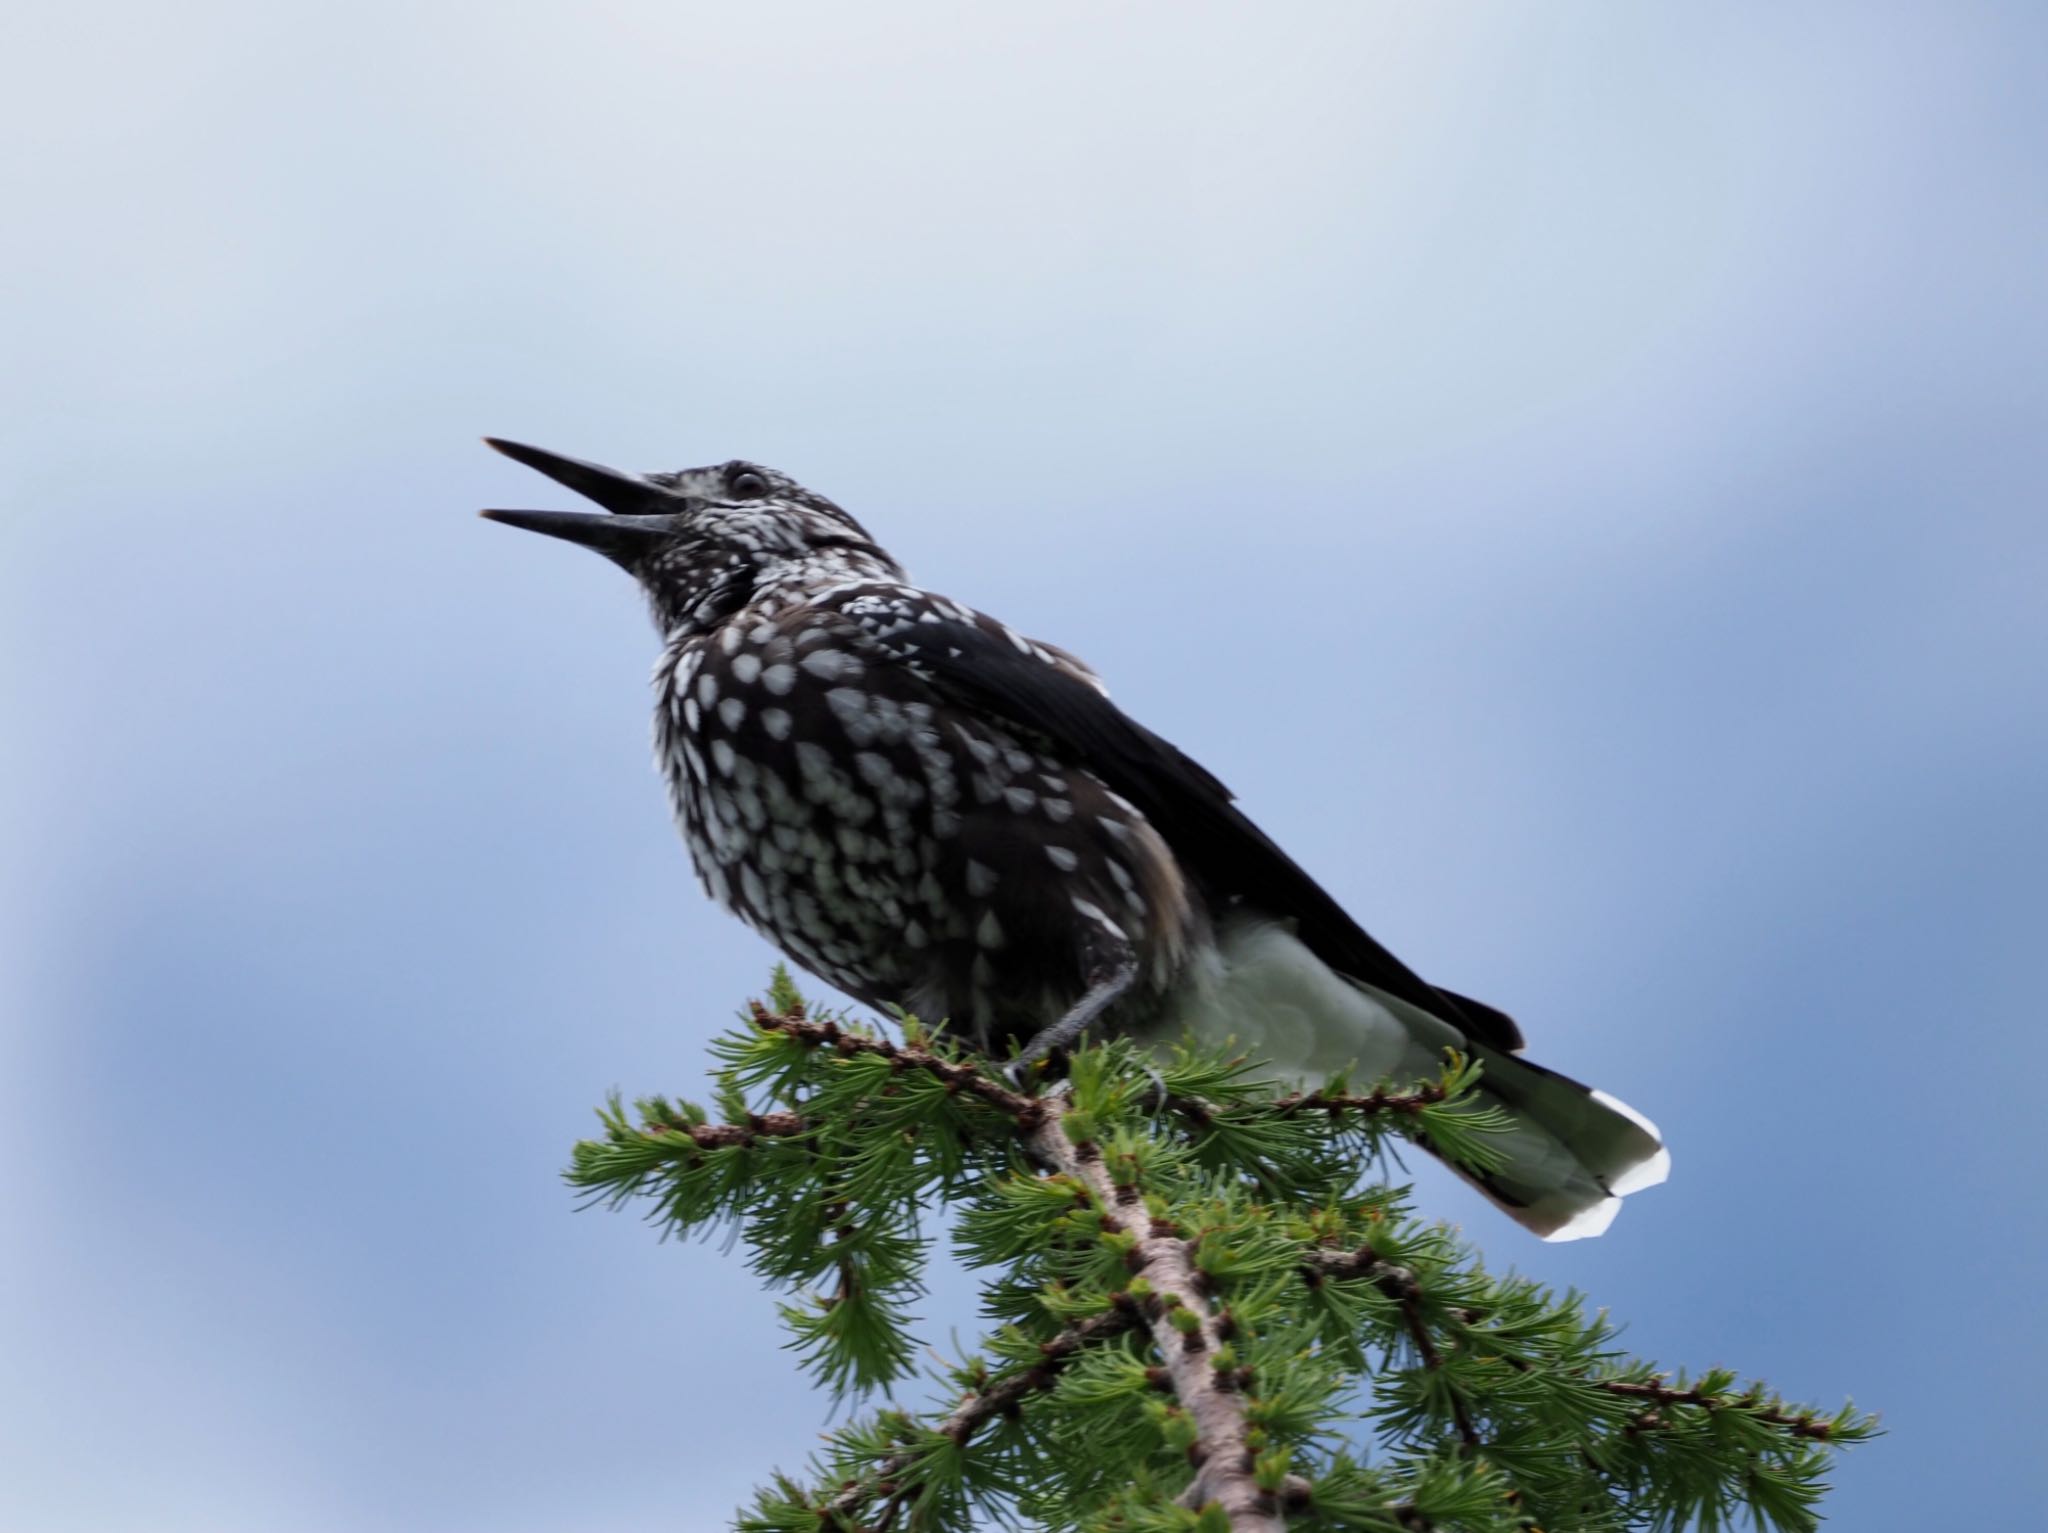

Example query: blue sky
[3,3,2042,1527]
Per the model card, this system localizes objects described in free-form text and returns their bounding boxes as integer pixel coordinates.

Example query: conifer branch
[566,981,1874,1531]
[1024,1097,1289,1531]
[1595,1379,1841,1441]
[816,1306,1140,1528]
[1271,1082,1455,1116]
[1305,1242,1846,1450]
[746,998,1043,1123]
[646,1108,809,1148]
[1304,1242,1478,1447]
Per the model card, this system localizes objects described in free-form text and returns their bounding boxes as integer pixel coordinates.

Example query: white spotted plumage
[488,441,1670,1241]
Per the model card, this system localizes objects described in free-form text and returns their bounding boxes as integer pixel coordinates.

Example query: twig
[1305,1244,1478,1447]
[1270,1081,1452,1116]
[815,1306,1137,1526]
[646,1109,807,1149]
[1597,1379,1836,1440]
[1306,1245,1837,1445]
[938,1307,1138,1441]
[748,1001,1043,1123]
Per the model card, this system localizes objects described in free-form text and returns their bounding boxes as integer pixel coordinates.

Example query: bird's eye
[729,470,770,500]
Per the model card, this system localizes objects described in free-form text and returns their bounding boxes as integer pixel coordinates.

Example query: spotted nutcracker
[480,439,1668,1239]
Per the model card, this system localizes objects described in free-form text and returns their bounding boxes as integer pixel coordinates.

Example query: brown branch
[937,1306,1138,1441]
[1305,1244,1478,1447]
[1305,1245,1835,1447]
[1596,1379,1836,1440]
[646,1108,808,1149]
[643,1000,1039,1150]
[1026,1103,1289,1532]
[1270,1081,1452,1117]
[748,1001,1043,1124]
[815,1306,1137,1527]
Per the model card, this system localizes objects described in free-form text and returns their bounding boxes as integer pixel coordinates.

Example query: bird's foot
[1004,950,1138,1092]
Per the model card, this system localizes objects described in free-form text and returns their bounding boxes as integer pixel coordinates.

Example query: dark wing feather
[829,588,1524,1051]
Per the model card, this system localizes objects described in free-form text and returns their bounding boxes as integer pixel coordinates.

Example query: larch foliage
[567,970,1872,1532]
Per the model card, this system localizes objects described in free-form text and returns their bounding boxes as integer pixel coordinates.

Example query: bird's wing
[826,584,1524,1051]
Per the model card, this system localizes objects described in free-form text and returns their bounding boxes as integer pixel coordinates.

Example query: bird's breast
[649,604,1207,1045]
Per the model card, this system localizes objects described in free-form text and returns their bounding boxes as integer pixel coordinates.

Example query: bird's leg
[1134,1062,1172,1115]
[1007,945,1139,1087]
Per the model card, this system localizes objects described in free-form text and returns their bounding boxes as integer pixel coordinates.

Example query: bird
[480,439,1669,1239]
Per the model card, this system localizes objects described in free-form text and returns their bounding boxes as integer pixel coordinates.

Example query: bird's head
[480,438,902,635]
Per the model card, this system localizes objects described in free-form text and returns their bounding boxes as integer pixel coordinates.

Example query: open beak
[479,437,674,562]
[482,438,669,514]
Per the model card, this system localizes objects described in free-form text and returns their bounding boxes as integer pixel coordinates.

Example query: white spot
[904,920,929,949]
[1590,1089,1673,1196]
[1003,786,1036,814]
[731,653,762,685]
[827,688,878,746]
[719,626,742,655]
[976,910,1005,949]
[697,674,719,708]
[762,664,796,695]
[1043,798,1073,822]
[761,707,793,740]
[801,648,848,681]
[1071,896,1123,940]
[718,697,746,730]
[864,695,906,744]
[711,739,737,776]
[1045,846,1079,872]
[1543,1197,1622,1243]
[683,697,701,731]
[966,860,999,897]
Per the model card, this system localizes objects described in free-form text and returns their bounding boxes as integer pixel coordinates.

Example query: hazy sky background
[4,3,2043,1528]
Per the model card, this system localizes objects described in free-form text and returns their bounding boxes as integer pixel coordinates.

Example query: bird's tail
[1433,1036,1669,1239]
[1169,919,1669,1240]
